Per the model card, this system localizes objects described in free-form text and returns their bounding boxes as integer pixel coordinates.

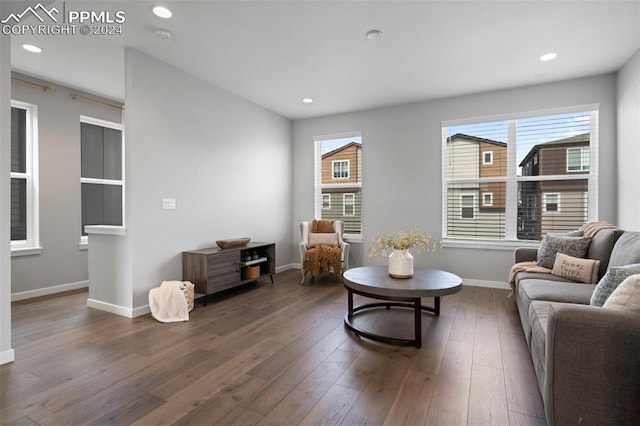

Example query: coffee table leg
[414,298,422,348]
[348,288,354,318]
[435,297,441,316]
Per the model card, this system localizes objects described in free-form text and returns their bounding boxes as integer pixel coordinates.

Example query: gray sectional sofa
[512,228,640,425]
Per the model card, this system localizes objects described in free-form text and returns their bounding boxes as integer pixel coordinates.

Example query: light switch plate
[162,198,177,210]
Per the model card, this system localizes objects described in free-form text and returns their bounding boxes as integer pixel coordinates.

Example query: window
[315,134,362,238]
[343,193,355,216]
[460,194,475,219]
[543,193,560,212]
[80,116,124,240]
[567,147,590,172]
[482,151,493,165]
[10,100,39,253]
[443,107,596,242]
[332,160,350,179]
[322,194,331,209]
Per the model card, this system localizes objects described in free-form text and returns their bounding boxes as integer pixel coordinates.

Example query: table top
[343,266,463,299]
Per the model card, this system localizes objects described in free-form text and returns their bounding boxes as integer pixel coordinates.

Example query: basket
[182,281,195,312]
[242,265,260,280]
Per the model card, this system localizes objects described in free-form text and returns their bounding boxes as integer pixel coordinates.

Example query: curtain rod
[71,93,123,110]
[11,76,55,92]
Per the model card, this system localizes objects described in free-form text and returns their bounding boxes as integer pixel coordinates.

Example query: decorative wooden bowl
[216,237,251,249]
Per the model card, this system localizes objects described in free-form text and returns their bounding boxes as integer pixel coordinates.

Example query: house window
[343,193,355,216]
[322,194,331,209]
[332,160,350,179]
[80,116,124,240]
[482,151,493,165]
[461,195,475,219]
[315,134,362,238]
[10,101,39,253]
[543,193,560,212]
[567,147,590,172]
[443,108,596,242]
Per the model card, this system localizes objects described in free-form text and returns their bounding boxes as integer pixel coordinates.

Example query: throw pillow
[551,253,601,284]
[603,274,640,311]
[536,234,592,269]
[308,232,339,248]
[590,263,640,307]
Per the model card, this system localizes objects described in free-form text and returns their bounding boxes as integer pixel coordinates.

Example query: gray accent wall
[10,73,122,295]
[1,9,14,364]
[293,74,618,283]
[617,49,640,231]
[122,48,292,309]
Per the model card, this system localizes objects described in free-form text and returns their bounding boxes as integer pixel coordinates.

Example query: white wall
[617,49,640,231]
[293,74,618,284]
[10,74,122,299]
[122,48,292,310]
[0,5,14,365]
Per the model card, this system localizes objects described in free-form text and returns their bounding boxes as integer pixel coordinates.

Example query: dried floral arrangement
[369,228,441,258]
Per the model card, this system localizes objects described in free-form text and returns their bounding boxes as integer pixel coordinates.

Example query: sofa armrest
[545,304,640,426]
[515,246,538,263]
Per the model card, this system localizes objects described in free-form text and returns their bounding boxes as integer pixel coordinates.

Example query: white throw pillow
[308,232,339,248]
[603,274,640,311]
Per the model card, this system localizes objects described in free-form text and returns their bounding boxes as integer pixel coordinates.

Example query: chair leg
[300,269,306,284]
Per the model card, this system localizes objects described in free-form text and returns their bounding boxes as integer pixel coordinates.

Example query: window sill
[344,235,363,244]
[79,241,88,250]
[85,225,126,236]
[442,238,539,251]
[11,246,43,257]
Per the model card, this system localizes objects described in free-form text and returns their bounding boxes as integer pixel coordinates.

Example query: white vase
[388,249,414,278]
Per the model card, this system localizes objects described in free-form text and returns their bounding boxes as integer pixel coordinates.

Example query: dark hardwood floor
[1,270,546,425]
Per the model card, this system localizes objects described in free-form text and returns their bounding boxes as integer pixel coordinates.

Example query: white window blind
[443,108,597,241]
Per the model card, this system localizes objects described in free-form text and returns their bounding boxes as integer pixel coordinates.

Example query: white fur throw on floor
[149,281,189,322]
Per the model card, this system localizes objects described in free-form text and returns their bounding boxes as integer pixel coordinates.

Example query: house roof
[519,133,590,166]
[322,141,362,159]
[446,133,507,148]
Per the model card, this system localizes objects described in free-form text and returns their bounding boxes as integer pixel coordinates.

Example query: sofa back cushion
[587,228,624,279]
[609,232,640,268]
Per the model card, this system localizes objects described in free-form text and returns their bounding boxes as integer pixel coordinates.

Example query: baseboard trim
[87,298,135,318]
[463,278,510,290]
[12,280,89,301]
[291,263,302,270]
[0,349,15,365]
[276,264,294,274]
[132,304,151,318]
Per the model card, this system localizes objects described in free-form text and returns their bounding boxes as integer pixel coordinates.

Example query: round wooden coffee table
[343,266,463,348]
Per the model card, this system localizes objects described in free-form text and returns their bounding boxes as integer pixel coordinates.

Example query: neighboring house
[519,133,590,239]
[320,142,362,234]
[446,134,507,239]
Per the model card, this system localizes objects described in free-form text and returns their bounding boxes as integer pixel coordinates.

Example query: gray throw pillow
[536,234,592,269]
[590,263,640,307]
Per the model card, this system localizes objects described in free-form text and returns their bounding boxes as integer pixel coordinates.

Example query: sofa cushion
[603,274,640,312]
[551,253,600,284]
[586,228,624,279]
[514,271,577,289]
[590,263,640,307]
[519,280,596,305]
[609,232,640,268]
[536,234,592,269]
[529,300,558,391]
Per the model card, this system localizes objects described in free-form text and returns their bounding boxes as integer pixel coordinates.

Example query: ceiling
[8,0,640,120]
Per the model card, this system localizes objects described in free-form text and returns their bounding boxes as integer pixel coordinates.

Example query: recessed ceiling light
[22,43,42,53]
[539,52,558,62]
[152,6,172,19]
[302,98,314,104]
[366,29,383,40]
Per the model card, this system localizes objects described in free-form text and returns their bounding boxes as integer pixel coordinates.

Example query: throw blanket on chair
[303,245,343,276]
[149,281,189,322]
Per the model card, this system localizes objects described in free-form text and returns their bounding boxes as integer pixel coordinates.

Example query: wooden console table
[182,242,275,305]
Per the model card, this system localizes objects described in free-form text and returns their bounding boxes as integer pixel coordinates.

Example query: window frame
[322,194,331,210]
[482,151,493,165]
[460,194,475,219]
[10,100,41,256]
[79,115,125,246]
[482,192,494,207]
[332,159,350,179]
[343,193,356,216]
[566,147,590,172]
[543,192,560,213]
[441,104,599,249]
